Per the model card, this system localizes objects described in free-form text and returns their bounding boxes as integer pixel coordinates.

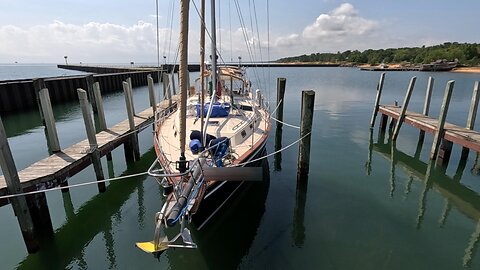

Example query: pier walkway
[379,104,480,152]
[0,98,176,204]
[371,73,480,165]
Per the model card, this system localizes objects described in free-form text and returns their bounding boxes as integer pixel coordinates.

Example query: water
[0,64,90,81]
[1,66,480,269]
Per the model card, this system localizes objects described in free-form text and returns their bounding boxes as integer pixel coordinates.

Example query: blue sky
[1,0,479,63]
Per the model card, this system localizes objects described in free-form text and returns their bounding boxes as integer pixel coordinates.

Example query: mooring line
[0,171,149,200]
[233,131,311,167]
[269,99,301,129]
[270,116,300,129]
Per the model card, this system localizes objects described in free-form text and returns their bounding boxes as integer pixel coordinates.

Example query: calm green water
[1,67,480,269]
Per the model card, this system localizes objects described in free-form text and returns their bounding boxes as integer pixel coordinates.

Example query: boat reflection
[368,131,480,267]
[185,157,270,270]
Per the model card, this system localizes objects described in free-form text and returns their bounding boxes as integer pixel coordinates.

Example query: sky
[0,0,479,64]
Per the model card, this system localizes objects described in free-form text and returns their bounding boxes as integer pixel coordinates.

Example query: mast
[203,0,217,144]
[200,0,206,144]
[178,0,189,172]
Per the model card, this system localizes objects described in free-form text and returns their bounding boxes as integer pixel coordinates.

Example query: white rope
[0,172,149,200]
[232,131,311,167]
[270,116,300,129]
[270,98,282,116]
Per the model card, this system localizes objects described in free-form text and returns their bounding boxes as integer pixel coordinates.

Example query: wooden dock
[0,96,178,203]
[2,105,144,200]
[371,73,480,165]
[379,105,480,152]
[0,72,179,253]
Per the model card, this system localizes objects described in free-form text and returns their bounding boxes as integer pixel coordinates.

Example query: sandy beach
[451,67,480,74]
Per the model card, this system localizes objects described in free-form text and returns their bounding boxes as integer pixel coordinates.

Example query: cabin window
[249,124,253,129]
[241,130,246,138]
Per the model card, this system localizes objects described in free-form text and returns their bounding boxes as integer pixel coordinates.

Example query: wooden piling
[25,192,54,235]
[147,74,156,115]
[430,80,455,160]
[163,73,172,107]
[370,72,386,128]
[169,73,176,95]
[276,78,286,129]
[418,77,434,143]
[461,81,480,160]
[86,75,98,114]
[32,78,46,124]
[0,116,39,253]
[126,77,135,115]
[392,76,416,141]
[122,82,140,161]
[437,140,453,167]
[93,82,112,162]
[379,114,389,134]
[297,90,315,182]
[38,88,61,153]
[77,89,106,192]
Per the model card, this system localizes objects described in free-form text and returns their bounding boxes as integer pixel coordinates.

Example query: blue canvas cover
[196,102,231,118]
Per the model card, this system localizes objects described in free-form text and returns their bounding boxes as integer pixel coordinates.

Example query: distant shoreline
[451,67,480,74]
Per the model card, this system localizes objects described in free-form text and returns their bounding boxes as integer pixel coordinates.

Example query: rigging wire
[233,0,263,89]
[229,0,233,62]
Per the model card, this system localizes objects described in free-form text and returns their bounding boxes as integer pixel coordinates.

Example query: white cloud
[273,3,380,57]
[0,20,178,63]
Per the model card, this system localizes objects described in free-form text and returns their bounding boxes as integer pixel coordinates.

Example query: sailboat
[136,0,270,254]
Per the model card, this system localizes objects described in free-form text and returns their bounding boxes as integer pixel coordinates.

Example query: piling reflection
[292,180,307,247]
[16,149,155,270]
[274,125,282,171]
[369,134,480,267]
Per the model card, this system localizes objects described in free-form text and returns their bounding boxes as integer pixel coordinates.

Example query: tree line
[277,42,480,66]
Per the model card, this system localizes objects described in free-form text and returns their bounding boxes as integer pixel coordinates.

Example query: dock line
[0,171,149,200]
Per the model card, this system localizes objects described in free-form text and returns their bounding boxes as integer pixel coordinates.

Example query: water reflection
[16,149,154,269]
[185,158,270,270]
[369,133,480,267]
[292,180,307,247]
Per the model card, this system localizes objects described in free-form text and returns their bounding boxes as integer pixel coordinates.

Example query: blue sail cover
[196,102,231,118]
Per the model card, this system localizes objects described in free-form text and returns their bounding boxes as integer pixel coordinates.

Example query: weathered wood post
[86,75,98,114]
[77,89,106,192]
[0,116,39,253]
[392,76,416,141]
[122,82,140,162]
[274,78,286,171]
[92,82,113,162]
[169,73,177,95]
[276,78,286,129]
[418,77,434,143]
[388,101,398,133]
[297,90,315,182]
[461,81,480,160]
[163,73,172,108]
[147,74,157,115]
[93,82,107,132]
[38,88,61,153]
[430,80,455,160]
[126,77,136,115]
[370,72,386,128]
[32,78,46,124]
